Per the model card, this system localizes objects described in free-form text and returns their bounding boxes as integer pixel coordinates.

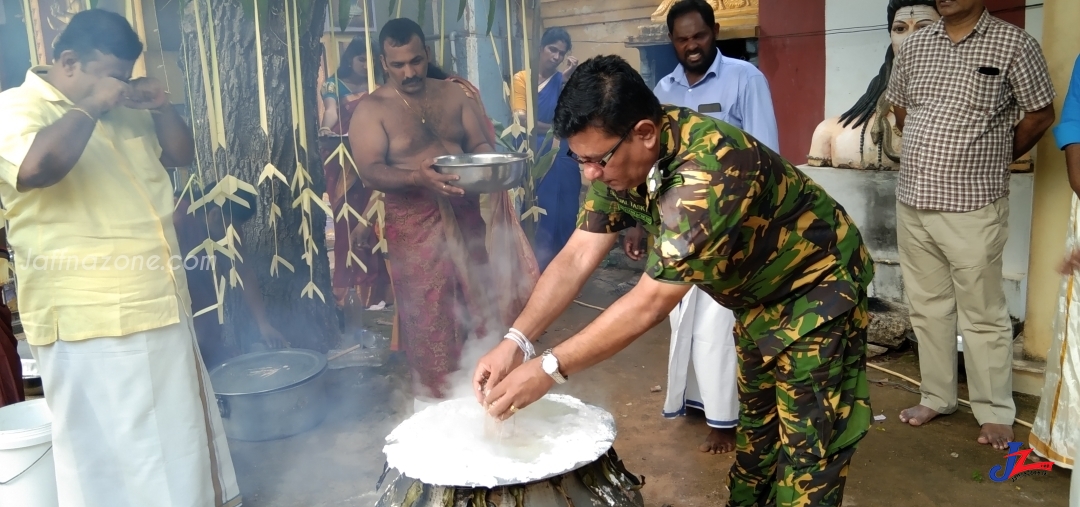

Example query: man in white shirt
[626,0,779,454]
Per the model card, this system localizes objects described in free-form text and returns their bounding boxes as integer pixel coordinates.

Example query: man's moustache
[402,78,423,85]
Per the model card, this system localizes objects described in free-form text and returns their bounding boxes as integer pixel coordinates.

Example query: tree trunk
[179,0,339,353]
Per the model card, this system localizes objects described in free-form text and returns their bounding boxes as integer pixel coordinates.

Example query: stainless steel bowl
[432,153,527,194]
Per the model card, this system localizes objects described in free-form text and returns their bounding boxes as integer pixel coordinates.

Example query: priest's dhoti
[1031,196,1080,470]
[31,303,242,507]
[663,286,738,428]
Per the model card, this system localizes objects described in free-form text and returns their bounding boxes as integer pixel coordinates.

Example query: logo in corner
[988,442,1054,482]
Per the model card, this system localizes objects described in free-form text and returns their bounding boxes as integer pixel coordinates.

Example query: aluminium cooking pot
[209,349,328,442]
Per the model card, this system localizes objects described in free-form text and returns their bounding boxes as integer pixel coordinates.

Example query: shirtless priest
[350,18,501,408]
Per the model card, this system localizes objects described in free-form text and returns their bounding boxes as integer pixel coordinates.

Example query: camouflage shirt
[577,106,875,361]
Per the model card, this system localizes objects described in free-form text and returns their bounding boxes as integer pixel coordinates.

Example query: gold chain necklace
[394,86,425,124]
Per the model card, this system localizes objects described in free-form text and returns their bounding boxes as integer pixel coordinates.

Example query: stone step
[1013,333,1047,396]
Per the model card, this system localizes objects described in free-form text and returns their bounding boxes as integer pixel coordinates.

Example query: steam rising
[446,331,503,402]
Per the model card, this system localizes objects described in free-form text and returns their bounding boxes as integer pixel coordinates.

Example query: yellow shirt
[0,68,191,346]
[511,71,528,114]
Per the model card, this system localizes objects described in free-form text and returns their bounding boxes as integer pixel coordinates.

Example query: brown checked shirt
[886,9,1055,213]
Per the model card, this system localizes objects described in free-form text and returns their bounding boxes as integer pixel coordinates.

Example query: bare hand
[122,77,170,110]
[565,56,579,72]
[1059,247,1080,275]
[483,359,555,421]
[472,339,524,404]
[350,220,373,252]
[258,323,289,349]
[78,77,129,117]
[417,159,465,197]
[623,225,646,261]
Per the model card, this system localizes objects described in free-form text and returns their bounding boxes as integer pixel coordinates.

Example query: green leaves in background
[235,0,314,29]
[238,0,271,26]
[338,0,353,31]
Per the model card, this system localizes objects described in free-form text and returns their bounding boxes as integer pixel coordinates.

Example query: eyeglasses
[567,130,631,170]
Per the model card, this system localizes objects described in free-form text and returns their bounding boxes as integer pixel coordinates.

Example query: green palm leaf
[339,0,353,31]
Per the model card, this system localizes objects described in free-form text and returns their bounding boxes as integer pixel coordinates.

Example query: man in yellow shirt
[0,10,241,506]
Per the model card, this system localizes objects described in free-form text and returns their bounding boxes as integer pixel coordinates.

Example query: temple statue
[651,0,757,24]
[807,0,939,171]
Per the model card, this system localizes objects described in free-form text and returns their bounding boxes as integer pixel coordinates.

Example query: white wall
[824,0,891,119]
[798,166,1034,319]
[825,0,1043,121]
[1026,0,1044,43]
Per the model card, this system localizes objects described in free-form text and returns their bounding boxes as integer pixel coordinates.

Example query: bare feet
[699,427,736,454]
[978,423,1014,451]
[899,405,940,426]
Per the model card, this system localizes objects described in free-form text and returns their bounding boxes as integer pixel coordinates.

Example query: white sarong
[1032,195,1080,470]
[662,286,739,429]
[31,303,242,507]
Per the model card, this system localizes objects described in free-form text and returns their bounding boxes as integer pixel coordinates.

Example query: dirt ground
[229,267,1073,506]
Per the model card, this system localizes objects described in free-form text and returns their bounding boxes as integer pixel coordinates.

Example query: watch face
[542,353,558,374]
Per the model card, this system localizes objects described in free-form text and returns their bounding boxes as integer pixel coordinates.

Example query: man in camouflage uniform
[472,55,874,507]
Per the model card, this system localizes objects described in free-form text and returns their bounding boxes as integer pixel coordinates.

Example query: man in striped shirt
[886,0,1056,450]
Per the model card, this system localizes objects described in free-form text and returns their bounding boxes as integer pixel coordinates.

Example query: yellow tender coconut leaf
[521,205,547,223]
[229,266,244,289]
[301,280,326,302]
[336,203,367,226]
[258,163,288,186]
[371,237,388,254]
[270,254,295,276]
[253,0,268,135]
[193,303,219,319]
[365,194,386,227]
[346,251,368,273]
[268,202,282,229]
[292,188,333,217]
[187,238,233,264]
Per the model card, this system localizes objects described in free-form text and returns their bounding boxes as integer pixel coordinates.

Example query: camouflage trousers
[726,295,872,507]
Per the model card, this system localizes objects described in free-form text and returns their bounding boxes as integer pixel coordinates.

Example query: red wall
[757,0,1026,164]
[986,0,1026,28]
[758,0,826,164]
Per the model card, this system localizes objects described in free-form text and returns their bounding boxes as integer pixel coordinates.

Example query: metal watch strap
[543,349,567,384]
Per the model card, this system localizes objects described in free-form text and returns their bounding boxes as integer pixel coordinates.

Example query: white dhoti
[1032,196,1080,470]
[31,303,242,507]
[662,286,739,429]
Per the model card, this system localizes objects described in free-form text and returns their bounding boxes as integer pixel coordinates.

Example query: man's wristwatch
[541,349,567,384]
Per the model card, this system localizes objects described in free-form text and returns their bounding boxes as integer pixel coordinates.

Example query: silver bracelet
[504,328,535,361]
[509,328,534,358]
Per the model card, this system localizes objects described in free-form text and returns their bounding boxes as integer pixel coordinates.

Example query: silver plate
[209,349,327,395]
[432,153,528,194]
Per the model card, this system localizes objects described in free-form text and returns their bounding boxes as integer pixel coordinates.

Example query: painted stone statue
[808,0,939,170]
[650,0,757,23]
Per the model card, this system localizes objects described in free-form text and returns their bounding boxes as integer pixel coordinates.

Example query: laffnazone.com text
[17,251,217,272]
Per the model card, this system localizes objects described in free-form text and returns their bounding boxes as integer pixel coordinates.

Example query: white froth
[383,394,616,487]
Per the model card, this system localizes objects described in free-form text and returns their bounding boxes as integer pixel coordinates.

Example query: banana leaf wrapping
[375,448,645,507]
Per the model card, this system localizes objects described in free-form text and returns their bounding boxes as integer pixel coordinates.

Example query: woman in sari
[319,36,392,309]
[511,27,580,272]
[1031,53,1080,470]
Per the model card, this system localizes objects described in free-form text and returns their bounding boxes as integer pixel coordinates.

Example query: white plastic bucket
[0,399,59,507]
